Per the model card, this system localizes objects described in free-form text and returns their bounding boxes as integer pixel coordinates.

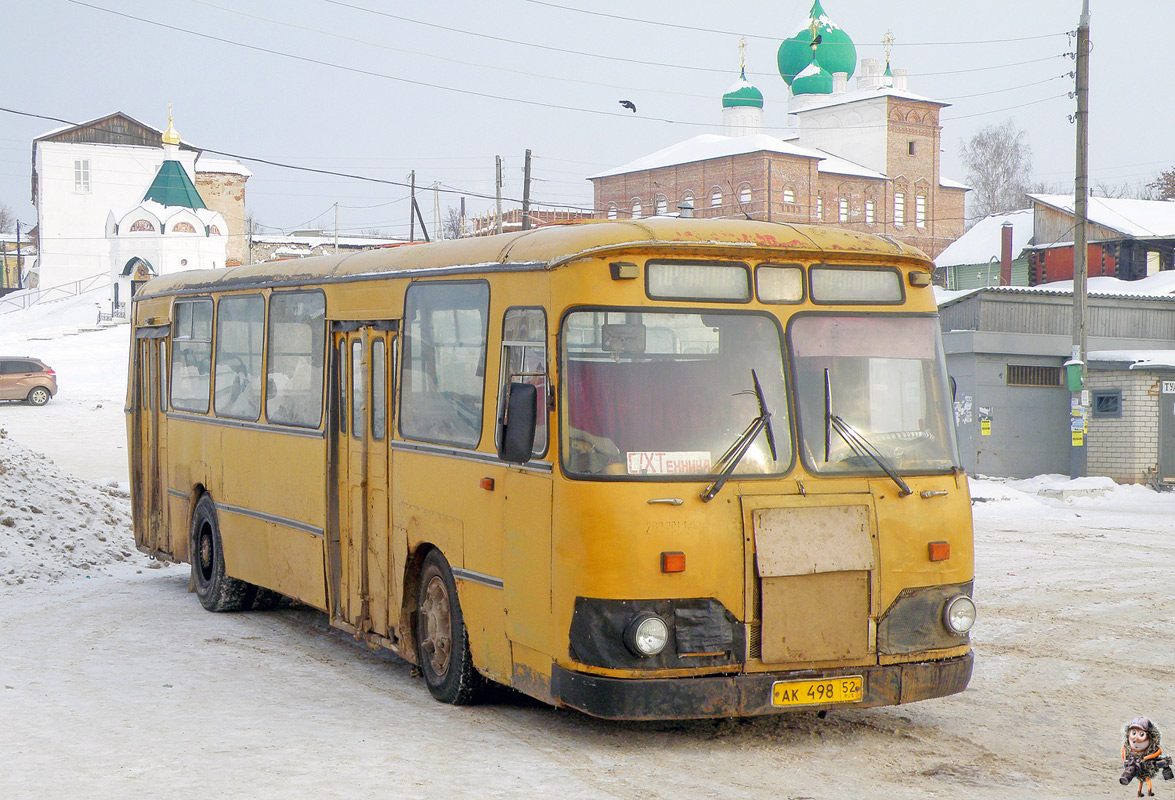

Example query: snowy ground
[2,294,1173,798]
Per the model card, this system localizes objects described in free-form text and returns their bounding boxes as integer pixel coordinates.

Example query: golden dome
[162,103,180,147]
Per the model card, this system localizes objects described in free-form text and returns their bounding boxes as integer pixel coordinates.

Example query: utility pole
[495,156,503,235]
[15,220,22,290]
[1068,0,1091,479]
[432,182,444,241]
[409,170,417,243]
[459,197,466,239]
[521,149,532,231]
[333,202,339,255]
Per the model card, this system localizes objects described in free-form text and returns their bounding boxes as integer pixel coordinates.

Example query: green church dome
[791,62,833,96]
[722,69,764,109]
[777,0,857,92]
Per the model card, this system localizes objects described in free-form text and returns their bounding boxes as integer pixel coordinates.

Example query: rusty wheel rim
[197,524,215,583]
[421,574,452,677]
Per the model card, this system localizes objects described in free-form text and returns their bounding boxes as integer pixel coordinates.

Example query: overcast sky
[2,0,1170,240]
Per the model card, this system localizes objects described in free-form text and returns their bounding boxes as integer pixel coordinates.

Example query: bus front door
[330,326,396,640]
[132,332,170,558]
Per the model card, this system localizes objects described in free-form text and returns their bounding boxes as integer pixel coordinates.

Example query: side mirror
[498,382,537,464]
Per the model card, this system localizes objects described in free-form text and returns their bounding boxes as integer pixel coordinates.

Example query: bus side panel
[396,452,512,684]
[216,427,329,610]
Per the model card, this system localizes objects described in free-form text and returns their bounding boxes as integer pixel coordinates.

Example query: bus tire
[190,494,253,612]
[415,548,486,705]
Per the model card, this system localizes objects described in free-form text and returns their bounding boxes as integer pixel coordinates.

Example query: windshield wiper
[823,369,912,497]
[701,370,776,503]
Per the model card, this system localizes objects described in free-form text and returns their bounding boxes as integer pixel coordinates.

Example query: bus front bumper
[550,652,973,720]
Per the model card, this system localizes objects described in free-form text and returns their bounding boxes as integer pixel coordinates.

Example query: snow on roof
[935,209,1034,268]
[815,152,885,180]
[587,134,824,179]
[1088,349,1175,370]
[1029,194,1175,239]
[252,233,409,248]
[939,175,969,190]
[791,85,948,114]
[194,157,252,178]
[936,271,1175,309]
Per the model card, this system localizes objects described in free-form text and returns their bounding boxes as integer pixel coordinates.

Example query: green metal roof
[143,160,206,210]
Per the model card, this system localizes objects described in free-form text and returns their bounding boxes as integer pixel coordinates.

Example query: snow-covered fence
[0,273,110,315]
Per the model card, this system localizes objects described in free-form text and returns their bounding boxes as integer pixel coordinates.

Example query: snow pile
[0,427,147,585]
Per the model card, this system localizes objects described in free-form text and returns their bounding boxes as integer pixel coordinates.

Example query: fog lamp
[623,612,669,657]
[943,595,976,635]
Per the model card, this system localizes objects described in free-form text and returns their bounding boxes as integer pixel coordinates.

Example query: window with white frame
[631,200,642,219]
[915,194,927,228]
[782,187,796,204]
[74,159,91,193]
[894,192,906,227]
[607,204,618,220]
[838,198,849,223]
[710,188,723,208]
[655,195,668,216]
[865,199,875,225]
[738,185,752,206]
[816,194,824,221]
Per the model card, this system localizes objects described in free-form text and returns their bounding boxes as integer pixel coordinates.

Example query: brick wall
[1086,370,1161,484]
[195,172,248,267]
[591,96,963,258]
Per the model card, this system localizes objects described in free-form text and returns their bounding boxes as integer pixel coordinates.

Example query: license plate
[771,676,864,707]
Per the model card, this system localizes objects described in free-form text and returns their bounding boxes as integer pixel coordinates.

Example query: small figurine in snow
[1121,716,1175,797]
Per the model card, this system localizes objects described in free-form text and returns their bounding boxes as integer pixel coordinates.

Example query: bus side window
[497,307,547,457]
[400,281,489,448]
[266,291,326,429]
[170,298,213,413]
[372,338,386,440]
[159,341,168,411]
[213,294,264,421]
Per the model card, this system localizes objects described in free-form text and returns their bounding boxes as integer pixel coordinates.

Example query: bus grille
[748,624,761,659]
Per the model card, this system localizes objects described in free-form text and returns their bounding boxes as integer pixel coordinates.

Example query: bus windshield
[561,309,792,478]
[790,314,960,476]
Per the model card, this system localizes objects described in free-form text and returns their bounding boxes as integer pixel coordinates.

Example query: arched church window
[655,195,668,215]
[606,204,618,220]
[130,219,156,233]
[710,188,723,208]
[631,200,643,219]
[209,225,222,236]
[172,222,197,233]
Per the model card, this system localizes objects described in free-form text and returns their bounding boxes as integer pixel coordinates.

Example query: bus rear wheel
[190,494,254,612]
[415,549,486,705]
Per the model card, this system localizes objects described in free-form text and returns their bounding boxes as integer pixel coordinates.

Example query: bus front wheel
[415,549,486,704]
[190,494,255,612]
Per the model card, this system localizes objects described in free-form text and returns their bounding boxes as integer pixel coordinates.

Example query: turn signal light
[928,541,950,562]
[479,477,495,491]
[661,551,686,573]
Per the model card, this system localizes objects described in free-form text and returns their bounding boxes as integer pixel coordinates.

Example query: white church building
[32,112,248,312]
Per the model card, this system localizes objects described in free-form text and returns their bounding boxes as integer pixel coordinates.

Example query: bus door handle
[647,498,683,506]
[919,490,949,499]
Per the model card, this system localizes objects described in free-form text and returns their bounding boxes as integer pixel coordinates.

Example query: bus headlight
[623,612,670,657]
[943,595,976,635]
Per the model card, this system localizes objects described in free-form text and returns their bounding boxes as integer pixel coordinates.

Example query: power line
[518,0,1070,47]
[64,0,701,127]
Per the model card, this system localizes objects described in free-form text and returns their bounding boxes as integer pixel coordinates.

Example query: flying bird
[619,100,636,113]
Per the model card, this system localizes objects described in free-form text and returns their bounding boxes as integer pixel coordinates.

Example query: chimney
[832,72,848,95]
[1000,221,1014,285]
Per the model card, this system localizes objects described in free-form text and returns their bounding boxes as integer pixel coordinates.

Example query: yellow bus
[126,218,975,719]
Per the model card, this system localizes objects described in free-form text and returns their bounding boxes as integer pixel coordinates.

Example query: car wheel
[27,387,50,406]
[415,548,487,704]
[190,494,254,612]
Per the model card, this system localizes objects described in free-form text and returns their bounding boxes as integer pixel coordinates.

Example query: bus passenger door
[330,325,396,639]
[132,333,169,558]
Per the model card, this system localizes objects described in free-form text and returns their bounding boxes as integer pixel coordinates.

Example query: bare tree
[959,119,1033,226]
[1148,168,1175,201]
[0,202,17,234]
[443,205,465,240]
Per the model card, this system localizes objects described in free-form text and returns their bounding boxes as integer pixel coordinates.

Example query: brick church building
[589,1,967,259]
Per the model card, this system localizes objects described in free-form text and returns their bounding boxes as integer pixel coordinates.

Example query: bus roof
[136,218,931,298]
